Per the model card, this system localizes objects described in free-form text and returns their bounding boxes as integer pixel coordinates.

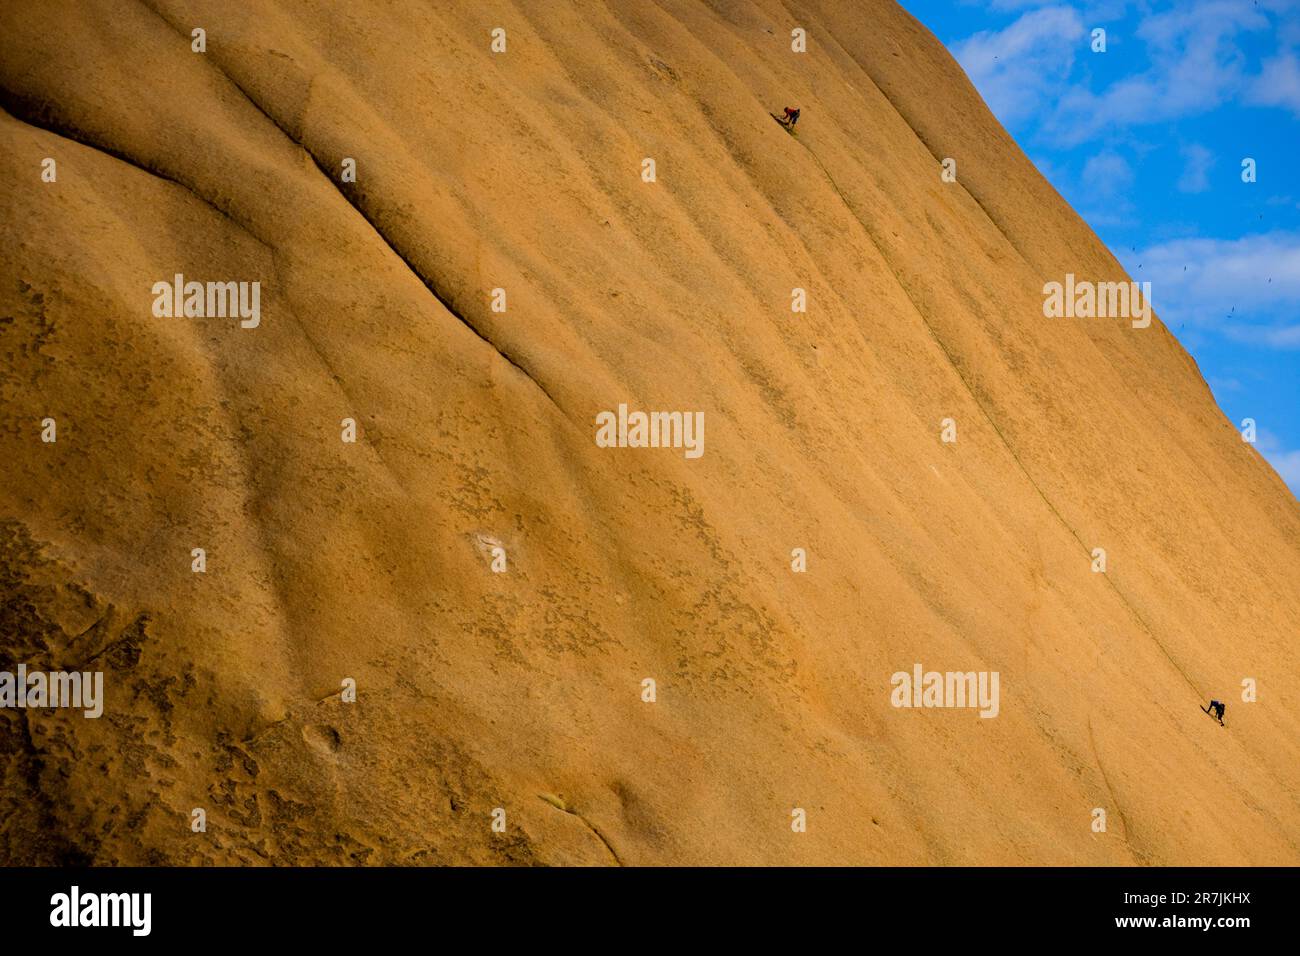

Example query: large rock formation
[1,0,1297,865]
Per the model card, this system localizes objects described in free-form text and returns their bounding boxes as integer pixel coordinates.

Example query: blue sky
[899,0,1300,496]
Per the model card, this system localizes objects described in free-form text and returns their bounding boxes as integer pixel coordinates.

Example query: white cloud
[1267,448,1300,493]
[1177,143,1215,193]
[1257,429,1300,494]
[1041,0,1270,144]
[960,0,1129,17]
[949,0,1300,145]
[1127,231,1300,344]
[952,7,1086,126]
[1247,51,1300,115]
[1081,150,1135,196]
[1237,323,1300,348]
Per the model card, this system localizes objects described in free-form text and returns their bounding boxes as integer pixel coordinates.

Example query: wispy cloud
[960,0,1130,18]
[1176,143,1215,192]
[952,6,1086,125]
[1081,150,1134,196]
[1247,50,1300,115]
[1267,447,1300,492]
[1128,231,1300,345]
[1043,1,1271,144]
[1257,428,1300,494]
[1235,324,1300,348]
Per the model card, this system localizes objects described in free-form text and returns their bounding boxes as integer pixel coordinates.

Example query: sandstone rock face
[1,0,1297,866]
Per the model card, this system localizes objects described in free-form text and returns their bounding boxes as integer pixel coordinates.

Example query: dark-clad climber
[1204,699,1226,725]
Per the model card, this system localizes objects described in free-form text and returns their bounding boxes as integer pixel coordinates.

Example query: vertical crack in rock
[538,794,623,866]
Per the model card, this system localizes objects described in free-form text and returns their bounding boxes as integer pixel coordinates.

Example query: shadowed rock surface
[1,0,1297,865]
